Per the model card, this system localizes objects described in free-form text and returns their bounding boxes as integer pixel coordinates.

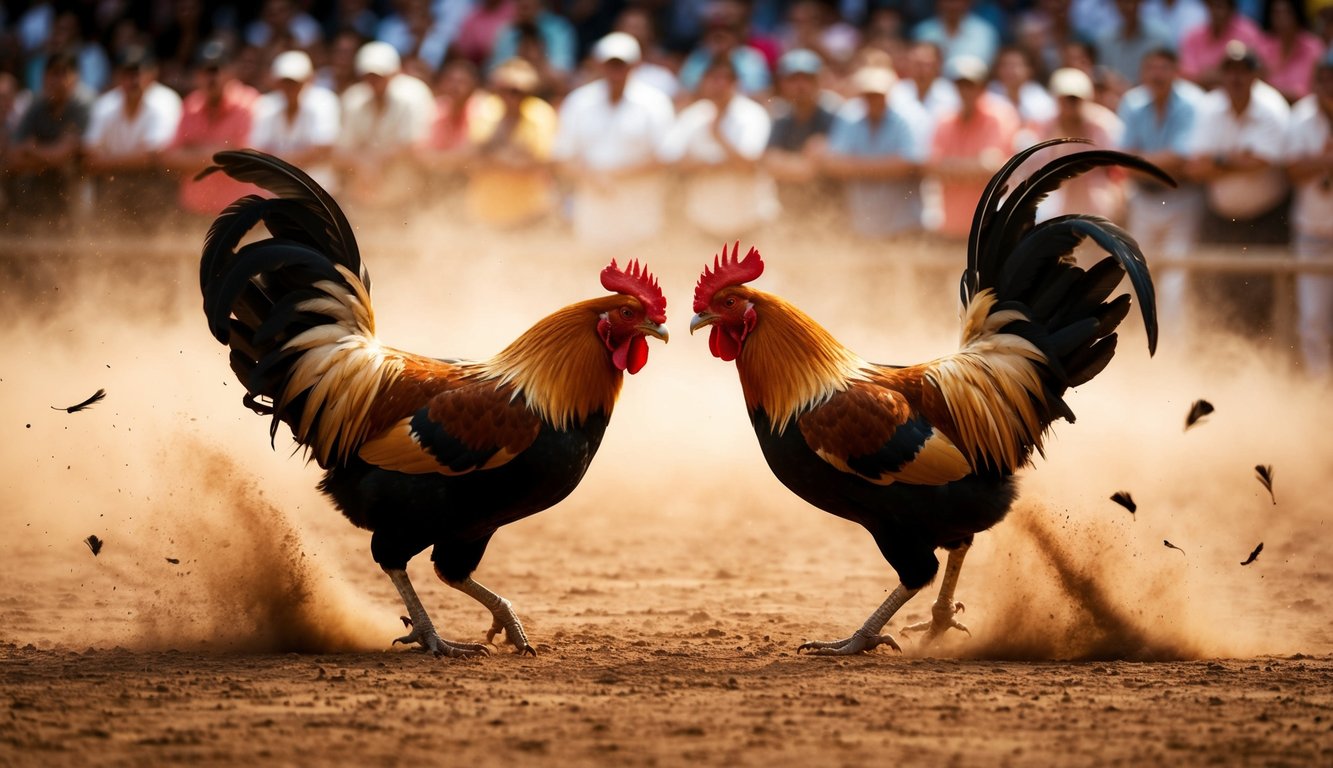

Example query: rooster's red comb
[693,242,764,312]
[601,259,666,323]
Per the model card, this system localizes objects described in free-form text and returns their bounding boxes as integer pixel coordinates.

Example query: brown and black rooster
[690,139,1169,654]
[200,150,668,657]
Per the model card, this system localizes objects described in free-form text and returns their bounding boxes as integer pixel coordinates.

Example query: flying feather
[1184,399,1214,430]
[1109,491,1136,516]
[1240,543,1263,566]
[1163,539,1185,556]
[52,388,107,413]
[1254,464,1275,504]
[84,535,103,556]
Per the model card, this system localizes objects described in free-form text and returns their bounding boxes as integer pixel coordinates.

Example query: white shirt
[1191,82,1290,219]
[660,94,776,238]
[891,78,960,127]
[1286,95,1333,238]
[553,79,675,249]
[339,73,436,153]
[85,82,182,156]
[251,84,341,154]
[251,83,341,190]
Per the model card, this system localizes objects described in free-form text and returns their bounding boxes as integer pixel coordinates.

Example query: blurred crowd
[1,0,1331,374]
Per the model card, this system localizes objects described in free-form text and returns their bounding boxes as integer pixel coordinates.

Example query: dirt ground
[2,215,1331,767]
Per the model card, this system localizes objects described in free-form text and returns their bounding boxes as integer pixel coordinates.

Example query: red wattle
[626,335,649,374]
[710,325,739,361]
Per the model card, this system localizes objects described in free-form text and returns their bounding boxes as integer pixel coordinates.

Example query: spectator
[1026,67,1126,222]
[1116,47,1204,338]
[316,29,365,96]
[612,6,680,100]
[1285,52,1333,377]
[1185,43,1291,335]
[83,45,183,227]
[912,0,1001,67]
[662,55,776,239]
[487,0,577,83]
[1179,0,1265,87]
[160,41,262,221]
[425,57,483,173]
[1140,0,1210,46]
[778,0,861,72]
[763,49,839,217]
[250,50,341,191]
[155,0,215,96]
[892,40,961,126]
[334,41,437,208]
[455,0,516,68]
[552,32,674,250]
[1257,0,1325,102]
[1017,0,1092,78]
[464,58,557,228]
[377,0,455,77]
[0,71,25,215]
[1096,0,1174,85]
[325,0,381,41]
[245,0,324,50]
[990,45,1057,127]
[677,1,773,98]
[823,64,926,238]
[926,55,1021,239]
[9,51,92,228]
[23,11,110,96]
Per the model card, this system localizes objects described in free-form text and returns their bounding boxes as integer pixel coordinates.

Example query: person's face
[996,51,1029,86]
[117,66,149,97]
[1139,53,1175,93]
[955,77,984,106]
[1207,0,1234,25]
[781,71,817,104]
[601,57,631,89]
[199,63,227,96]
[44,65,75,100]
[278,77,304,100]
[437,65,477,100]
[699,65,735,102]
[910,47,940,81]
[364,71,389,95]
[862,91,887,119]
[1057,94,1083,122]
[1219,62,1254,103]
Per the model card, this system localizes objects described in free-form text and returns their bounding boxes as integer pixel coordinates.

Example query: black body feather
[1240,543,1263,566]
[1110,491,1136,515]
[1255,465,1276,504]
[1184,399,1214,430]
[52,389,106,413]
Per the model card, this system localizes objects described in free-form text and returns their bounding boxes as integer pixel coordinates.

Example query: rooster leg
[385,569,491,658]
[798,583,919,656]
[902,542,972,643]
[448,577,537,657]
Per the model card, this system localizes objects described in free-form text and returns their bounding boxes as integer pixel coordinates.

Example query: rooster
[199,150,668,657]
[690,139,1170,655]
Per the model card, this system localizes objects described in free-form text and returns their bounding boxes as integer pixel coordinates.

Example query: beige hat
[355,41,400,77]
[851,65,896,95]
[593,32,641,64]
[490,58,540,93]
[271,50,313,82]
[1049,67,1093,100]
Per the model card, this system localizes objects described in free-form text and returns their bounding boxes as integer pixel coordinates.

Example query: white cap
[1049,67,1093,100]
[271,50,312,82]
[593,32,641,64]
[945,54,988,84]
[356,41,400,77]
[851,65,896,95]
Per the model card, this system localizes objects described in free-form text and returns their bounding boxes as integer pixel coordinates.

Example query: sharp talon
[400,615,413,628]
[520,645,537,657]
[954,602,965,614]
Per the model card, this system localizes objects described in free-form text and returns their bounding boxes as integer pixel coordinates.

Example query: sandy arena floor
[2,216,1331,766]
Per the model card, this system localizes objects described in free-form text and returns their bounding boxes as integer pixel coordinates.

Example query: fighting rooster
[690,140,1169,655]
[199,150,668,657]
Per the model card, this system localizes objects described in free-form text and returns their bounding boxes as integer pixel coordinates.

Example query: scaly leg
[385,568,490,658]
[798,583,920,656]
[902,542,972,643]
[447,575,537,657]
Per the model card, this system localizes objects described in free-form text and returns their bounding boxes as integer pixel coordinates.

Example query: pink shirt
[929,96,1020,238]
[1257,32,1326,101]
[1179,16,1265,82]
[453,2,516,66]
[171,80,261,215]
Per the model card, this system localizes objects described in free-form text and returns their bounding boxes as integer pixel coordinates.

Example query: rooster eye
[620,307,634,319]
[724,297,736,308]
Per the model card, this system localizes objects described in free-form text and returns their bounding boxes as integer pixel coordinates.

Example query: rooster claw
[393,627,490,658]
[485,610,537,656]
[798,630,901,656]
[901,601,970,643]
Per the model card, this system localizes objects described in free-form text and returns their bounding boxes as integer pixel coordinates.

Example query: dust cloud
[1,212,1329,661]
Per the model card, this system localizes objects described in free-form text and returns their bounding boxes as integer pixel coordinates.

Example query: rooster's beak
[689,312,717,335]
[640,321,669,343]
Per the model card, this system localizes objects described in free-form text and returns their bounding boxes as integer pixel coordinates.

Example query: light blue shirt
[828,101,926,237]
[487,12,577,74]
[677,46,772,96]
[1117,81,1199,156]
[912,14,1000,68]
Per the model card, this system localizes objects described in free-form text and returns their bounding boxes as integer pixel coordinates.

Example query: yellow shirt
[465,94,556,227]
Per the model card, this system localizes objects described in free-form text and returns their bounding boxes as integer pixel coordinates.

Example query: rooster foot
[901,601,970,643]
[798,629,901,656]
[484,598,537,656]
[393,626,491,658]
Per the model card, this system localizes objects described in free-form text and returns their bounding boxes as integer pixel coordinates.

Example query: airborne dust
[1,216,1330,661]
